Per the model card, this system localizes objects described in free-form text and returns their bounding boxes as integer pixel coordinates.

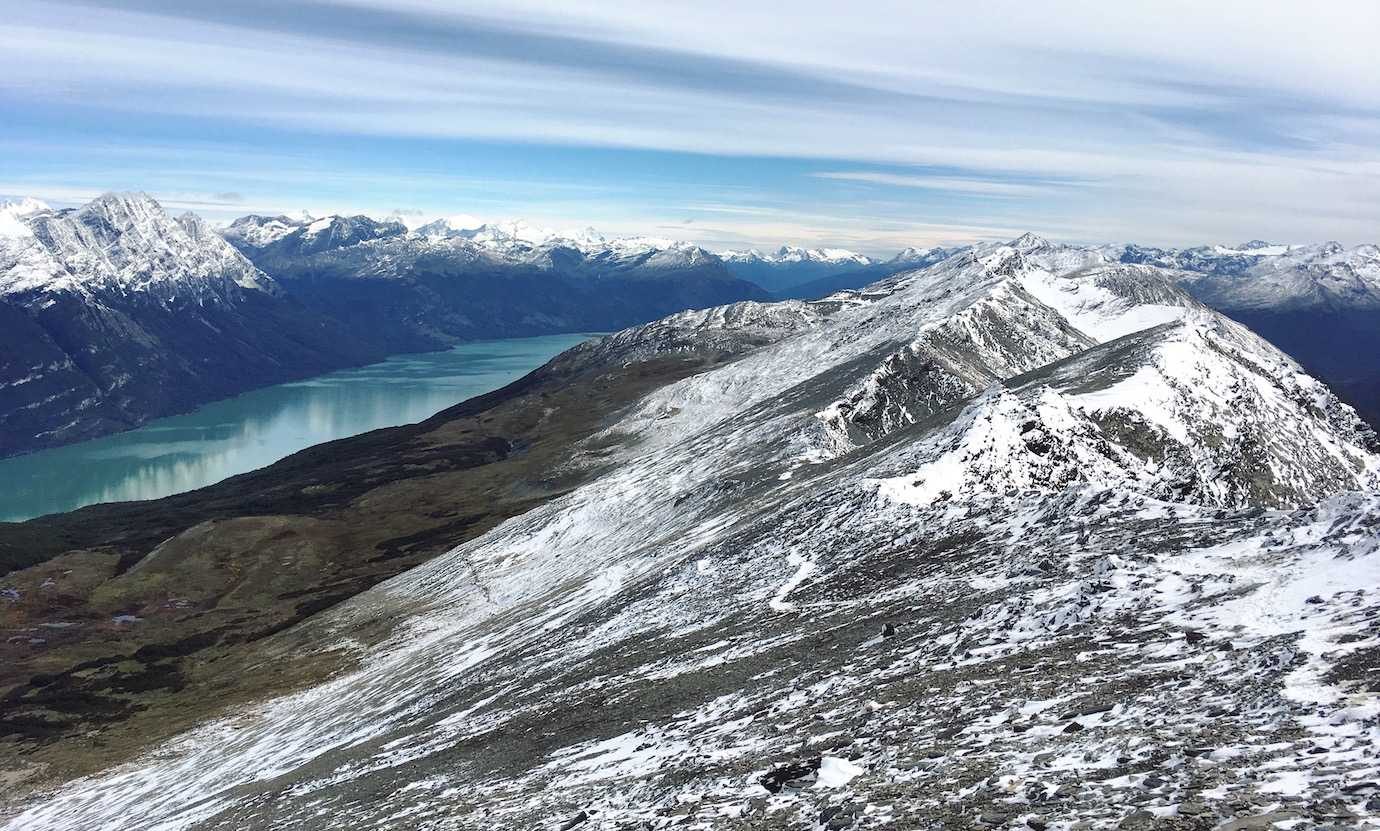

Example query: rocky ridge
[5,235,1379,830]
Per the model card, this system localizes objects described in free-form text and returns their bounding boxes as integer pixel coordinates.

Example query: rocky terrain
[1116,240,1380,427]
[3,234,1378,830]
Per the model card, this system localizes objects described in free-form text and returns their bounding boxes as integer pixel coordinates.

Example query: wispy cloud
[810,172,1091,197]
[4,0,1379,249]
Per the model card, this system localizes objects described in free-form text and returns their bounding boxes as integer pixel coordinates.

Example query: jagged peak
[81,190,164,216]
[0,198,51,240]
[1009,231,1051,252]
[174,211,213,238]
[3,191,274,297]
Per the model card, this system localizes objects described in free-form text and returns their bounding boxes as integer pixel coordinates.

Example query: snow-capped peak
[0,198,50,239]
[474,219,562,246]
[719,245,874,266]
[775,245,872,264]
[0,197,50,218]
[814,247,872,264]
[10,217,1380,830]
[414,214,485,236]
[303,216,335,237]
[1009,231,1051,252]
[1211,242,1293,256]
[77,191,167,228]
[3,192,275,298]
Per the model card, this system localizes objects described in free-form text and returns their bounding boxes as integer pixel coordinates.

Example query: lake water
[0,333,595,522]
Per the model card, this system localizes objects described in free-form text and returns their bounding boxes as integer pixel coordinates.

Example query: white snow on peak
[0,197,50,238]
[1015,263,1195,342]
[0,200,68,294]
[478,219,562,246]
[5,197,50,216]
[223,215,302,247]
[719,245,874,266]
[814,247,872,263]
[9,219,1380,830]
[1175,240,1380,310]
[1010,232,1051,252]
[424,214,484,234]
[1,192,274,298]
[412,217,710,264]
[1212,243,1293,257]
[303,216,335,236]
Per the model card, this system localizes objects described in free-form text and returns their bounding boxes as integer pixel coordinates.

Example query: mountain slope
[0,197,774,456]
[6,237,1378,830]
[1112,240,1380,426]
[0,194,383,457]
[221,213,407,270]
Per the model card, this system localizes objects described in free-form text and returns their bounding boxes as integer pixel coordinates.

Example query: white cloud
[810,172,1085,197]
[5,0,1379,248]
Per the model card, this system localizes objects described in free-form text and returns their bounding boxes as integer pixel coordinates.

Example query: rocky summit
[3,235,1378,830]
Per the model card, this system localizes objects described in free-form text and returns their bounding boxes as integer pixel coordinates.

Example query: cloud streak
[4,0,1379,250]
[810,172,1094,198]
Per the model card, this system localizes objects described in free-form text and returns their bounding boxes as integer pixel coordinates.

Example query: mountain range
[3,193,1379,463]
[0,194,377,458]
[221,211,763,355]
[0,195,766,457]
[3,230,1379,829]
[716,245,959,298]
[723,234,1380,426]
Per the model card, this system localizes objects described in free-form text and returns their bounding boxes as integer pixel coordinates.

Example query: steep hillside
[0,197,772,456]
[5,236,1378,830]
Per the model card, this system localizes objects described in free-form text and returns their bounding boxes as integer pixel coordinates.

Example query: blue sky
[3,0,1379,254]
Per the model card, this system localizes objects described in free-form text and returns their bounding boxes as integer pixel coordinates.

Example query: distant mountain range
[715,245,962,297]
[3,193,1378,458]
[0,195,765,457]
[221,211,766,355]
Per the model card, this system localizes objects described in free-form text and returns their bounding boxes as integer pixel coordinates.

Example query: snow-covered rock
[11,234,1379,829]
[7,192,277,300]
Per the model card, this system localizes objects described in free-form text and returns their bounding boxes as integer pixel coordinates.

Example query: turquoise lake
[0,333,595,522]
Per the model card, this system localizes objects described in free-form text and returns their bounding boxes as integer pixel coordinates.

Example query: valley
[0,333,593,522]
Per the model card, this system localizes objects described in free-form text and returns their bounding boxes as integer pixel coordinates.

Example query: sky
[3,0,1379,255]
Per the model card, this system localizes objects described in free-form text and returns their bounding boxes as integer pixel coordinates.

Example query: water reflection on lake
[0,333,594,522]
